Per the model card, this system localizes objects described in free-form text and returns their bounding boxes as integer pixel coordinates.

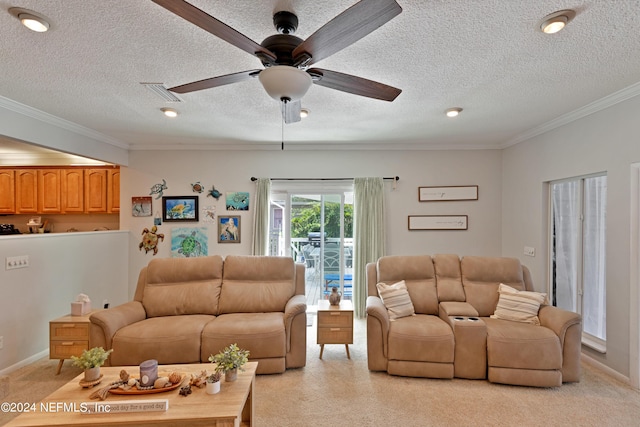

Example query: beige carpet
[2,318,640,426]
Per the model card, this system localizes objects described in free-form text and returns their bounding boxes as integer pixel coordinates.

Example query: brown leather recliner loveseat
[366,254,582,387]
[90,255,307,374]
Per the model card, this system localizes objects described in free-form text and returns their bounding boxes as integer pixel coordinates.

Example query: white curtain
[552,180,580,312]
[251,178,271,255]
[353,177,385,318]
[583,176,607,339]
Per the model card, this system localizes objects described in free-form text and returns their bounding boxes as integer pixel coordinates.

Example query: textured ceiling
[1,0,640,153]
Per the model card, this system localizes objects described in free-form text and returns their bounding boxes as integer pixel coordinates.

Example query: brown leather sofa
[366,254,582,387]
[90,255,307,374]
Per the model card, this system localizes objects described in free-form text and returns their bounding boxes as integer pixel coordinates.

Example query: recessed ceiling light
[539,10,576,34]
[9,8,50,32]
[445,107,462,118]
[161,108,178,118]
[300,108,310,118]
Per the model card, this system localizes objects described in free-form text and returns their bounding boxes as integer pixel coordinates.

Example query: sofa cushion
[201,312,286,361]
[219,256,295,313]
[388,315,454,363]
[376,255,438,315]
[491,284,547,325]
[461,256,526,316]
[110,315,214,366]
[433,254,466,302]
[142,256,223,317]
[484,317,562,370]
[376,280,416,320]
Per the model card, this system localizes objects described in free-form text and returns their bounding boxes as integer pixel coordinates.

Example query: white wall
[0,232,129,372]
[502,94,640,378]
[122,148,503,298]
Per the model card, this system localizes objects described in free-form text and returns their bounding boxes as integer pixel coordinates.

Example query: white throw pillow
[490,283,547,325]
[376,280,416,320]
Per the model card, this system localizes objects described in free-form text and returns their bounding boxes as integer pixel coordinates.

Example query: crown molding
[502,81,640,148]
[0,96,129,150]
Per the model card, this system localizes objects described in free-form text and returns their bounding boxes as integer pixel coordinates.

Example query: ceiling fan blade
[282,99,302,124]
[152,0,276,63]
[292,0,401,67]
[309,68,401,101]
[169,69,262,94]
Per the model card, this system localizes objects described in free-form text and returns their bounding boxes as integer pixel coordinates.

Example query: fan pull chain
[281,104,285,151]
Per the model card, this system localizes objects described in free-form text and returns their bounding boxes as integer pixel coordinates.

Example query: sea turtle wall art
[171,227,208,258]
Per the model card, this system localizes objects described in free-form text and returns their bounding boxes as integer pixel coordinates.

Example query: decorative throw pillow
[490,283,547,325]
[376,280,416,320]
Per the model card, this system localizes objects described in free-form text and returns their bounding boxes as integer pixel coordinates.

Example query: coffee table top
[5,362,257,427]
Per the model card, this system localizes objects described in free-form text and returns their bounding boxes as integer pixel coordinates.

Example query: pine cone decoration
[119,369,130,382]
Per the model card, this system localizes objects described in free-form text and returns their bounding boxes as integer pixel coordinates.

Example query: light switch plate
[6,255,29,270]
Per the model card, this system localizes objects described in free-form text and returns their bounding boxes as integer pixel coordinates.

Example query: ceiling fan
[151,0,403,123]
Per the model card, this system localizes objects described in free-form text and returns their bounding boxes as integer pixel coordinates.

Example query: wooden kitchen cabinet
[61,169,84,213]
[38,169,62,213]
[0,169,15,213]
[107,168,120,213]
[15,169,38,213]
[84,169,108,213]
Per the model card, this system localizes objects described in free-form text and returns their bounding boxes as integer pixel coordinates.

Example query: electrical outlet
[0,336,4,350]
[524,246,535,257]
[6,255,29,270]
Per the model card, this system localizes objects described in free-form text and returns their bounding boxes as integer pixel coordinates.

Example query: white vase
[206,381,220,394]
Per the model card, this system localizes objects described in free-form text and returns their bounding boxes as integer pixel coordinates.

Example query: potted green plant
[71,347,113,382]
[205,371,221,394]
[208,343,249,382]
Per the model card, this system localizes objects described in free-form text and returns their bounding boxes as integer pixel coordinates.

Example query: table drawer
[50,323,89,340]
[317,311,353,328]
[50,340,89,359]
[318,327,353,345]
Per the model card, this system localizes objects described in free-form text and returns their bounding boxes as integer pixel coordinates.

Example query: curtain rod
[251,176,399,182]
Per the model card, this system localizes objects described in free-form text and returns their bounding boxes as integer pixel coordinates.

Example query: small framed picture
[218,215,240,243]
[162,196,199,222]
[132,196,152,217]
[408,215,468,230]
[418,185,478,202]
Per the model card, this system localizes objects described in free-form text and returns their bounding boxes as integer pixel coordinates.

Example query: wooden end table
[317,299,353,359]
[49,310,101,375]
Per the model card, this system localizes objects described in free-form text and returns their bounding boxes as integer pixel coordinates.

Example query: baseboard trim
[0,349,49,376]
[581,352,631,387]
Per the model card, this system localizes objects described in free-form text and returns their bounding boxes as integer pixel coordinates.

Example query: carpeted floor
[2,318,640,426]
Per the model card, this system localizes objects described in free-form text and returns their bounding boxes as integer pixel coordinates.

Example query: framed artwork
[218,215,240,243]
[132,196,152,217]
[408,215,468,230]
[162,196,199,222]
[171,227,208,258]
[418,185,478,202]
[226,191,249,211]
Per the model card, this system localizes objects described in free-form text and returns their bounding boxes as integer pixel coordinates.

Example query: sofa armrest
[89,301,146,354]
[284,295,307,351]
[284,295,307,327]
[366,296,390,370]
[538,304,582,382]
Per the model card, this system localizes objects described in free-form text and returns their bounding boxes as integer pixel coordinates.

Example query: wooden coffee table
[4,362,256,427]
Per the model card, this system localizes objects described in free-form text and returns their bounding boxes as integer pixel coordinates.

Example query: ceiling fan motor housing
[260,34,303,67]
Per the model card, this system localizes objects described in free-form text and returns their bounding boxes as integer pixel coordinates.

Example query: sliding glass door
[269,189,353,306]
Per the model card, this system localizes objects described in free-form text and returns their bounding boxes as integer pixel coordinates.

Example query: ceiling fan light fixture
[9,8,50,32]
[539,10,576,34]
[161,107,179,118]
[259,66,312,102]
[446,107,462,118]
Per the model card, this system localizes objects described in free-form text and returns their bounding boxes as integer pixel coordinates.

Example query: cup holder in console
[453,316,480,322]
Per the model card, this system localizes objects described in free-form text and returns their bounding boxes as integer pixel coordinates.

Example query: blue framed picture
[162,196,199,222]
[218,215,240,243]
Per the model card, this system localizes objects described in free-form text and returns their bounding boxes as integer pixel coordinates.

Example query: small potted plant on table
[71,347,113,382]
[205,371,221,394]
[209,343,249,382]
